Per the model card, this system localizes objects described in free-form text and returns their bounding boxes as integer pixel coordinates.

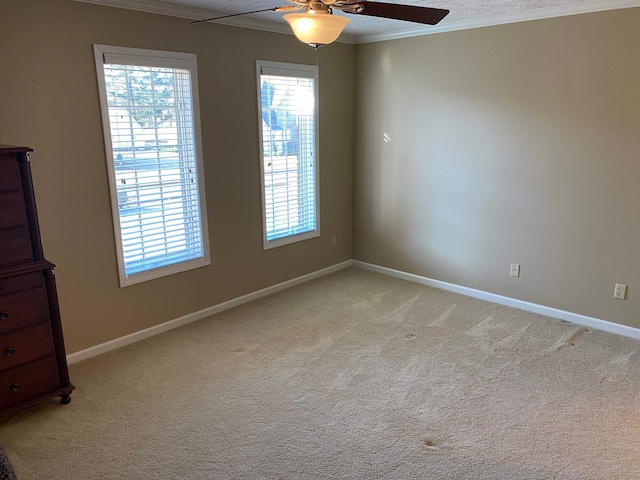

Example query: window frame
[256,60,320,250]
[94,44,210,287]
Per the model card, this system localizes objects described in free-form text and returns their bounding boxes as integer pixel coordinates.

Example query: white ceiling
[77,0,640,43]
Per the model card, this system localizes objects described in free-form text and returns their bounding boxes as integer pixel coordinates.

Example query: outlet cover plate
[614,283,627,300]
[510,263,520,277]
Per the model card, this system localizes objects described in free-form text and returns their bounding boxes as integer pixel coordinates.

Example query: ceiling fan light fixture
[284,11,351,47]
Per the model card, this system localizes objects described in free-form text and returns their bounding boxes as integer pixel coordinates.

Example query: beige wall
[0,0,354,353]
[2,1,638,353]
[354,9,640,329]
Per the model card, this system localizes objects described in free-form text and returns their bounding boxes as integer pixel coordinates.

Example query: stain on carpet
[423,437,448,451]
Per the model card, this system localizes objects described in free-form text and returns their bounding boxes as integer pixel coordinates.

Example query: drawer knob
[9,383,20,392]
[0,311,8,320]
[5,347,15,356]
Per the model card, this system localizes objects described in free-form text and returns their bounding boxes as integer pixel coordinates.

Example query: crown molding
[356,0,640,44]
[73,0,639,45]
[72,0,356,44]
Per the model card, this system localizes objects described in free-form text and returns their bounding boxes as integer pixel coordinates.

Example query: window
[256,61,319,249]
[94,45,209,286]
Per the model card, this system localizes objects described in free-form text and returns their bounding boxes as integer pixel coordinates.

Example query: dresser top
[0,145,33,154]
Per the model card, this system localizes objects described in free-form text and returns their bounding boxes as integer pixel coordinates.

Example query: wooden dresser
[0,145,73,415]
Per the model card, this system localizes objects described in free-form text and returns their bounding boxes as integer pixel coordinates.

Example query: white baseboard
[67,260,353,364]
[353,260,640,341]
[68,258,640,365]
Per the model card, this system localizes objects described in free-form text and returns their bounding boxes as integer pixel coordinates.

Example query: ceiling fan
[191,1,450,48]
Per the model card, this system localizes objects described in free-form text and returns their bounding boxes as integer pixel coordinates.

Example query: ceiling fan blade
[345,2,449,25]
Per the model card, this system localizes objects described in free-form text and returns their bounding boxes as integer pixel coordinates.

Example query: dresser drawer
[0,286,49,335]
[0,226,34,267]
[0,192,29,229]
[0,323,54,372]
[0,155,22,192]
[0,272,43,297]
[0,356,60,411]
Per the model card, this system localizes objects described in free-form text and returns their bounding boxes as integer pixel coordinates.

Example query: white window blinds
[257,61,320,249]
[94,45,209,286]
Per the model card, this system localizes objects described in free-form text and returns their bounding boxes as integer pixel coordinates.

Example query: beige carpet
[1,267,640,479]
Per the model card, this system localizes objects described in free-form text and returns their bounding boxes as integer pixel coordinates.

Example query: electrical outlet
[331,236,337,248]
[614,283,627,300]
[510,263,520,278]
